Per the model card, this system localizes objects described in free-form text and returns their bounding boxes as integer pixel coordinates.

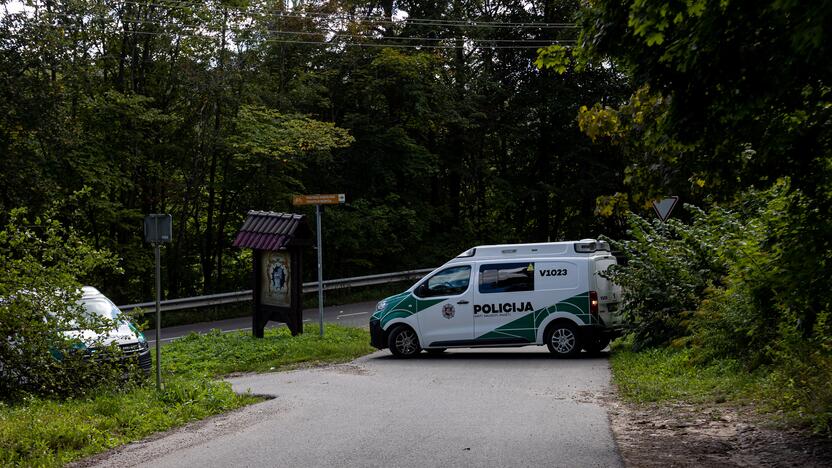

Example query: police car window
[81,298,120,320]
[417,266,471,298]
[479,263,535,293]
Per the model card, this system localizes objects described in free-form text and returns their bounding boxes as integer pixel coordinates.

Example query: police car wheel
[388,326,421,358]
[545,322,581,357]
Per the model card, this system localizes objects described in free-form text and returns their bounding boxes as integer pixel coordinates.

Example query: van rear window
[479,263,535,293]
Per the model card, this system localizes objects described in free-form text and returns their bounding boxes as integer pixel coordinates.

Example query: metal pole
[316,204,324,337]
[154,243,162,390]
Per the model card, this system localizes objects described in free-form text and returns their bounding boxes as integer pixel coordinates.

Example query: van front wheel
[545,322,581,357]
[388,326,421,358]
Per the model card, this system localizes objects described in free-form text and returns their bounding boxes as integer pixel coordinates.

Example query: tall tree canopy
[0,0,629,301]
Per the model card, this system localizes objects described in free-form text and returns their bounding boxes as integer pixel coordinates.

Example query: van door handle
[457,300,470,304]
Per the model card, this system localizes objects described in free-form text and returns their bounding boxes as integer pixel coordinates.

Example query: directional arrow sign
[652,196,679,222]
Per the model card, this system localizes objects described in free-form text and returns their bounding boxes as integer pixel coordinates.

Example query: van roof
[454,239,610,260]
[81,286,105,300]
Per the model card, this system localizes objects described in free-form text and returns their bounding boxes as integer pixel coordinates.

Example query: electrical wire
[104,15,574,44]
[60,25,566,49]
[112,0,578,29]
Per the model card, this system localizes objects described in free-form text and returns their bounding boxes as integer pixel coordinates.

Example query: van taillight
[589,291,599,317]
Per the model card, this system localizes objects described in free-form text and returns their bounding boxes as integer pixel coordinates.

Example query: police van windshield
[80,298,121,321]
[416,266,471,298]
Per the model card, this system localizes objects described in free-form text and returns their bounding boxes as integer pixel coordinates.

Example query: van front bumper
[369,319,386,349]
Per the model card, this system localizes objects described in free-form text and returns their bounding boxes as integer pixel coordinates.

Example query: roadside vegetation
[533,1,832,435]
[0,324,374,467]
[603,186,832,433]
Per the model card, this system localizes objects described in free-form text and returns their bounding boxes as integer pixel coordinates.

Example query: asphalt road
[146,301,377,344]
[83,348,622,467]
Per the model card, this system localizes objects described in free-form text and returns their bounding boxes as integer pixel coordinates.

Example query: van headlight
[376,300,388,311]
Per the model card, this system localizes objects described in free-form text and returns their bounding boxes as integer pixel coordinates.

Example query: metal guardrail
[118,268,434,312]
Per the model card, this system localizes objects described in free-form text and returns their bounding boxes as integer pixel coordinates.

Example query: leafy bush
[0,208,126,400]
[608,180,832,432]
[689,183,808,365]
[603,208,731,349]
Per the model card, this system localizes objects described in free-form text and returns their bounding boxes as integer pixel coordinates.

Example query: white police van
[370,239,623,357]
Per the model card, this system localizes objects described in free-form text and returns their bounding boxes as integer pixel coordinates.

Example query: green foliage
[534,45,570,74]
[574,0,832,205]
[760,334,832,433]
[0,208,127,401]
[229,106,354,161]
[609,181,832,431]
[604,205,733,349]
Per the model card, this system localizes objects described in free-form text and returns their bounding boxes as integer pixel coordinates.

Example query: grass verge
[610,344,759,404]
[609,339,832,433]
[0,324,374,466]
[163,323,375,378]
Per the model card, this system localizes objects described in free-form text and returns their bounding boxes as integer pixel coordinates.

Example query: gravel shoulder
[607,397,832,467]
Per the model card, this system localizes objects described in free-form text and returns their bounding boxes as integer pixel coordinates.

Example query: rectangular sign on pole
[292,194,346,206]
[144,214,172,243]
[144,214,172,391]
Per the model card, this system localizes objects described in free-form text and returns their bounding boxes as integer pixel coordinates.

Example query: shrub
[0,208,126,400]
[603,207,733,349]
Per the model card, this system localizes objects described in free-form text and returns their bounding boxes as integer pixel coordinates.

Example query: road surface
[83,348,622,467]
[147,301,376,344]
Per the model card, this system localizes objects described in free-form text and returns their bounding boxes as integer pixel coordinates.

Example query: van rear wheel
[545,322,581,357]
[388,326,421,358]
[582,336,610,354]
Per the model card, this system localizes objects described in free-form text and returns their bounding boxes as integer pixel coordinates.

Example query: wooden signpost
[293,194,346,336]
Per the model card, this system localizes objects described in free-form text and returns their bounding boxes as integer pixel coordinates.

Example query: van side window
[415,266,471,298]
[479,263,535,293]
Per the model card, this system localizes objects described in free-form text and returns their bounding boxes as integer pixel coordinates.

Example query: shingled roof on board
[232,211,312,250]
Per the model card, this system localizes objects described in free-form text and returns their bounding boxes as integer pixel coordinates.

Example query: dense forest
[0,0,630,303]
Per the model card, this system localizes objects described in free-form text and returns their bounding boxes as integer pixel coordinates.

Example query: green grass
[0,378,257,467]
[162,323,375,378]
[0,324,374,467]
[610,340,832,434]
[610,343,759,404]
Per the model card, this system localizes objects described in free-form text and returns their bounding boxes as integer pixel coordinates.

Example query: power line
[61,25,565,49]
[104,16,574,44]
[114,0,578,29]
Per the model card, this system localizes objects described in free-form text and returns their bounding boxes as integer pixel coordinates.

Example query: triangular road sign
[652,196,679,222]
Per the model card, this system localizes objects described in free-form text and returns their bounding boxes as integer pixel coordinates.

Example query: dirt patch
[607,397,832,467]
[324,363,372,376]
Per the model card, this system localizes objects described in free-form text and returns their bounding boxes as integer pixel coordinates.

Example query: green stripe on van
[475,291,591,342]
